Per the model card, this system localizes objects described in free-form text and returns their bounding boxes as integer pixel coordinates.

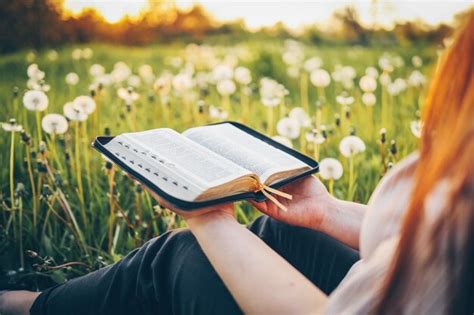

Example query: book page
[182,123,309,183]
[105,128,253,201]
[105,137,202,201]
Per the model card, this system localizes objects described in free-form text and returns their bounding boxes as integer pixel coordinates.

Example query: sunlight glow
[64,0,473,27]
[64,0,149,23]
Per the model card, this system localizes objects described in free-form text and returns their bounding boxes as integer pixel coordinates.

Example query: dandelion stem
[348,155,355,200]
[18,197,24,269]
[108,167,116,253]
[300,72,309,113]
[82,122,92,192]
[35,111,42,149]
[26,144,38,227]
[329,179,334,195]
[75,122,86,224]
[9,131,15,211]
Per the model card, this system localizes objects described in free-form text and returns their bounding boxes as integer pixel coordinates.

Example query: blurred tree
[0,0,65,53]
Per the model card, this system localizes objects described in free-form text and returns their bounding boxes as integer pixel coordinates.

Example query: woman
[1,11,473,315]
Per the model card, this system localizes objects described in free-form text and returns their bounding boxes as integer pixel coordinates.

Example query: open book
[93,122,319,210]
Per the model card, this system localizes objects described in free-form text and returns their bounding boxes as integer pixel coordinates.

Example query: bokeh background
[1,0,472,289]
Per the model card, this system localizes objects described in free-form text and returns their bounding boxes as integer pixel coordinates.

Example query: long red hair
[375,11,474,314]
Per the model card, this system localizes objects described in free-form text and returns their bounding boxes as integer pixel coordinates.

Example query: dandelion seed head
[359,75,377,92]
[172,73,194,93]
[23,90,48,112]
[365,66,379,78]
[89,64,106,77]
[336,92,354,106]
[118,87,140,104]
[319,158,343,180]
[111,62,132,83]
[127,75,141,88]
[408,70,426,87]
[304,57,323,72]
[212,64,233,82]
[27,64,44,80]
[277,117,300,139]
[73,95,96,114]
[259,78,287,107]
[234,66,252,85]
[310,69,331,87]
[216,79,236,96]
[154,74,172,96]
[289,107,311,128]
[2,118,23,132]
[209,105,228,120]
[41,114,68,135]
[339,135,366,158]
[362,92,376,106]
[65,72,79,86]
[64,102,88,122]
[138,64,155,84]
[306,129,326,144]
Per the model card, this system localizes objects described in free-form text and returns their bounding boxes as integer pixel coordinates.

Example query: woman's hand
[140,183,235,221]
[250,175,335,231]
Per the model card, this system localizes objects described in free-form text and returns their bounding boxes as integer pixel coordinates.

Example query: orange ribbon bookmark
[257,183,293,212]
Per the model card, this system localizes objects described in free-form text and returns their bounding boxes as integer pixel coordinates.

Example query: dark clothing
[30,216,359,315]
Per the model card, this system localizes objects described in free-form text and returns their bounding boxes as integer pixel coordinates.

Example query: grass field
[0,38,435,288]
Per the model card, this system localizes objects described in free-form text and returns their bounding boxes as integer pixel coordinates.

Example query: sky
[64,0,473,29]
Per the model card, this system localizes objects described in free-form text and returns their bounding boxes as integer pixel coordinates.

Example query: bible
[93,122,319,211]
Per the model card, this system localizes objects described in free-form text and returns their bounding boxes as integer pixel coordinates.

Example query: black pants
[30,216,359,315]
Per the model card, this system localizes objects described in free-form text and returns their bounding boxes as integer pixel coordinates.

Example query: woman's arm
[250,176,366,249]
[187,211,327,314]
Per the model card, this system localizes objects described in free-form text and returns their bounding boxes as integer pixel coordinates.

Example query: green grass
[0,38,435,289]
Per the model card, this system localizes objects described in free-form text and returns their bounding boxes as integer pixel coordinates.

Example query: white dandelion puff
[305,129,326,144]
[2,119,23,132]
[289,107,311,128]
[212,64,233,82]
[118,87,140,104]
[216,79,236,96]
[63,102,88,122]
[310,69,331,87]
[23,90,48,112]
[89,64,105,77]
[319,158,343,180]
[365,66,379,78]
[209,105,228,120]
[65,72,79,86]
[339,135,366,158]
[41,114,69,135]
[234,67,252,85]
[336,92,354,106]
[362,92,376,107]
[276,117,300,140]
[359,75,377,92]
[408,70,426,87]
[172,73,194,93]
[127,75,141,88]
[304,57,323,72]
[73,95,96,114]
